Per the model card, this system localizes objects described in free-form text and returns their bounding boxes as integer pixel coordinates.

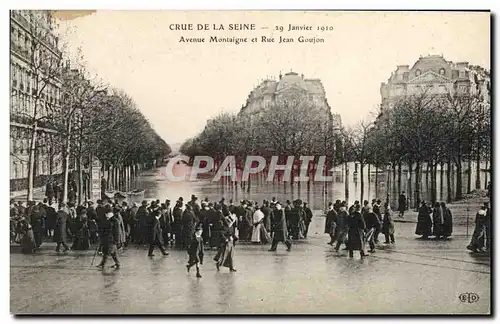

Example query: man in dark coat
[137,200,150,244]
[172,199,184,247]
[30,203,45,248]
[45,180,54,205]
[334,206,349,252]
[100,177,107,200]
[54,204,70,252]
[97,206,121,269]
[432,202,444,239]
[347,205,367,258]
[303,202,313,239]
[261,200,272,233]
[182,204,199,249]
[398,191,407,218]
[269,203,291,252]
[415,201,433,239]
[325,202,337,245]
[441,202,453,239]
[363,206,381,253]
[148,209,169,257]
[44,199,57,238]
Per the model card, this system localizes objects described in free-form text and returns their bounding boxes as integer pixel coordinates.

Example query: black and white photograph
[8,9,491,315]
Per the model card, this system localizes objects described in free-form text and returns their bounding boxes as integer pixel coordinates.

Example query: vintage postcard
[9,10,491,315]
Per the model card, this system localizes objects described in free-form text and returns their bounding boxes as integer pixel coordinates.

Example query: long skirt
[251,223,270,244]
[468,224,485,250]
[214,240,234,269]
[21,229,36,254]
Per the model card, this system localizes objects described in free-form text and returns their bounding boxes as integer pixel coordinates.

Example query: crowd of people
[9,189,490,277]
[323,198,397,258]
[9,194,316,278]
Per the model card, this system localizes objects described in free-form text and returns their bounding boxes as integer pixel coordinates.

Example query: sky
[56,11,490,147]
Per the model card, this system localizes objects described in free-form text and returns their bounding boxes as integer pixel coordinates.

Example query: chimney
[279,71,282,80]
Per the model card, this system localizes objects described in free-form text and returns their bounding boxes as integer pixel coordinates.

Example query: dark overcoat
[442,207,453,237]
[148,217,164,246]
[271,209,288,242]
[347,211,366,251]
[415,206,433,236]
[324,209,337,234]
[382,210,395,235]
[53,210,69,243]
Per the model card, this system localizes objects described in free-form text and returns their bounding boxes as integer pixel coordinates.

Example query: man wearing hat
[269,202,291,252]
[54,203,70,252]
[97,205,121,269]
[136,200,150,244]
[303,202,313,239]
[188,195,201,219]
[147,208,169,257]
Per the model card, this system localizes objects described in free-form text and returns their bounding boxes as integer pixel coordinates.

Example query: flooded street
[11,217,490,314]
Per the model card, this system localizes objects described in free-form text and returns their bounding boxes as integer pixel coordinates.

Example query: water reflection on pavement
[10,217,490,315]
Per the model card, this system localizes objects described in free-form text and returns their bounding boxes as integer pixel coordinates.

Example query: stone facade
[239,71,341,128]
[10,10,63,186]
[380,54,490,110]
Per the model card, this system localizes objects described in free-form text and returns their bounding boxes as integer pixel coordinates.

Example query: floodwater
[124,162,489,211]
[10,217,490,314]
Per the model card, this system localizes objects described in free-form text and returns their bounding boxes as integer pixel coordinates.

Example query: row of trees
[10,10,171,204]
[181,83,490,206]
[180,93,344,176]
[347,86,491,206]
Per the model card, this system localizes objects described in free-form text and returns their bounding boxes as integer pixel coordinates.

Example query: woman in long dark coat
[432,202,444,239]
[467,206,487,253]
[186,222,204,278]
[20,218,36,254]
[214,216,237,272]
[415,201,433,239]
[382,204,395,244]
[441,202,453,238]
[347,205,367,258]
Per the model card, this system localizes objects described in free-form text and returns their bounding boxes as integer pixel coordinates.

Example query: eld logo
[459,293,479,303]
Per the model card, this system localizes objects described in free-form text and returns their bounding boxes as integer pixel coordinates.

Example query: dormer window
[415,69,421,77]
[439,68,445,76]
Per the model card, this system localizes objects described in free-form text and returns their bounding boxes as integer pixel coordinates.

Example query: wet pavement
[10,216,490,315]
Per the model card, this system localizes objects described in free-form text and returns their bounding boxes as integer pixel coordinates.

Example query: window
[439,68,445,75]
[415,69,421,77]
[13,162,19,179]
[452,70,459,79]
[403,72,409,81]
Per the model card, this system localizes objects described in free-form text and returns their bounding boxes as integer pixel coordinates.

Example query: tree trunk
[344,162,349,205]
[467,157,472,194]
[485,159,489,189]
[425,162,430,193]
[62,121,72,204]
[475,149,481,189]
[415,161,421,208]
[375,164,379,198]
[447,159,453,203]
[77,155,83,205]
[408,162,413,209]
[455,158,463,200]
[367,164,371,200]
[439,162,444,201]
[397,161,402,194]
[430,162,437,205]
[360,162,365,203]
[392,162,397,196]
[26,122,38,202]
